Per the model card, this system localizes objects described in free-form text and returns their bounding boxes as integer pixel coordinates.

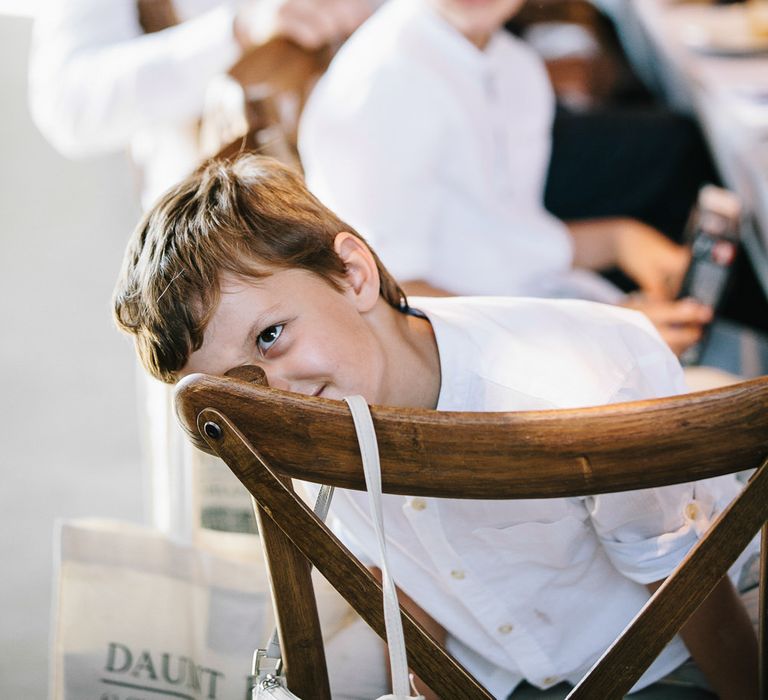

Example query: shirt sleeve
[586,483,714,584]
[29,0,240,157]
[585,306,741,583]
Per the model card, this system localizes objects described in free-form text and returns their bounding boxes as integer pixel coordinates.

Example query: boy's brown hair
[113,154,405,383]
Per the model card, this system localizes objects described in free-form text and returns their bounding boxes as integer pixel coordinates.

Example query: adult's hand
[622,295,713,356]
[569,217,690,301]
[235,0,372,51]
[614,219,690,301]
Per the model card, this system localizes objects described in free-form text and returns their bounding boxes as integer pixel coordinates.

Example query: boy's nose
[258,361,316,396]
[260,371,307,396]
[263,373,290,392]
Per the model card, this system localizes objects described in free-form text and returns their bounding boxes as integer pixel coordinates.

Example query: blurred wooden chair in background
[138,0,327,169]
[199,37,329,168]
[508,0,647,109]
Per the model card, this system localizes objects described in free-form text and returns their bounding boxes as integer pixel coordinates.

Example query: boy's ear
[334,232,380,313]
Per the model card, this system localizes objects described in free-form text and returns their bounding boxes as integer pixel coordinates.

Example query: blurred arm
[29,0,240,157]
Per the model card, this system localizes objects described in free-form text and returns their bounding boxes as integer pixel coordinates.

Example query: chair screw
[204,421,223,440]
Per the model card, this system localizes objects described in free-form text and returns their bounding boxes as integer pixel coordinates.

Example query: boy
[114,155,757,699]
[298,0,713,357]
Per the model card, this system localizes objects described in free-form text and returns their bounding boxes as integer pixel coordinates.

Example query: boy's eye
[257,324,284,354]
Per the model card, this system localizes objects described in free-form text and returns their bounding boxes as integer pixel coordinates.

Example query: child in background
[114,155,757,700]
[298,0,713,358]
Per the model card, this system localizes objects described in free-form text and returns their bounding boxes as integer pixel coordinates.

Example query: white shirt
[29,0,242,207]
[323,296,742,697]
[299,0,620,302]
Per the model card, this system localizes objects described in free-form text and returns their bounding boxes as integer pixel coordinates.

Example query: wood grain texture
[175,369,768,698]
[199,408,492,700]
[252,491,330,698]
[568,459,768,699]
[176,372,768,498]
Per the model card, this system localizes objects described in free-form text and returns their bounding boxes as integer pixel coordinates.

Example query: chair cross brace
[196,405,768,700]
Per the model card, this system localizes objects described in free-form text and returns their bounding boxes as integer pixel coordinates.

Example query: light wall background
[0,11,144,698]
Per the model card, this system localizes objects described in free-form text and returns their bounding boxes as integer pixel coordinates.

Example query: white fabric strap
[344,395,419,700]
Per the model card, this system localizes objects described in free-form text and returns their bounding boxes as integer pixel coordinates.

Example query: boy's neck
[372,298,441,410]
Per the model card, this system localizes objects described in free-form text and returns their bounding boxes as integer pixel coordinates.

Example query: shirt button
[684,502,700,520]
[450,569,466,580]
[497,623,514,634]
[410,498,427,511]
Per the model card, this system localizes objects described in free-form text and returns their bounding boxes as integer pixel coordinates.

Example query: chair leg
[199,407,494,700]
[253,497,331,699]
[568,458,768,700]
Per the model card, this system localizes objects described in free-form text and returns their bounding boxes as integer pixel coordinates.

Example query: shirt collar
[408,297,472,411]
[404,0,504,76]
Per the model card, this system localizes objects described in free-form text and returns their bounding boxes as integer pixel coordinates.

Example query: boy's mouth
[312,384,327,398]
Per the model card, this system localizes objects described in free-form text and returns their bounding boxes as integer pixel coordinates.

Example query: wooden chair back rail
[199,409,493,700]
[198,405,767,700]
[228,37,329,96]
[175,373,768,497]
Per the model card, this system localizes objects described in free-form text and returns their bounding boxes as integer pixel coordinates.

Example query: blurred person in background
[29,0,374,209]
[29,0,377,544]
[299,0,716,360]
[28,4,392,696]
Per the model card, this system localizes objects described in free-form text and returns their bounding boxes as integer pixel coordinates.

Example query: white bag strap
[344,395,422,700]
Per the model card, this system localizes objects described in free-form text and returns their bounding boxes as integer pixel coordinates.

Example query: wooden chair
[138,0,329,169]
[507,0,642,109]
[202,37,329,168]
[175,367,768,699]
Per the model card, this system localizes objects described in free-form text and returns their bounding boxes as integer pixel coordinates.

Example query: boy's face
[428,0,525,48]
[180,266,390,405]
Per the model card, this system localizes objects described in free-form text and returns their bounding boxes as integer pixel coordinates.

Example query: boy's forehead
[218,266,274,290]
[183,266,351,378]
[211,268,345,330]
[216,269,280,312]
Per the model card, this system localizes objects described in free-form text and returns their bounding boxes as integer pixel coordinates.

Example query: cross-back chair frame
[175,368,768,699]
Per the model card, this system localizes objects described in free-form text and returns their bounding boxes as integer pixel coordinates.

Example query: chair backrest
[175,368,768,699]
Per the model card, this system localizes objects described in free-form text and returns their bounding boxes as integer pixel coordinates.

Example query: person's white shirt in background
[300,0,622,303]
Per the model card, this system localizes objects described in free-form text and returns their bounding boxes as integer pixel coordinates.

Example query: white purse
[251,395,424,700]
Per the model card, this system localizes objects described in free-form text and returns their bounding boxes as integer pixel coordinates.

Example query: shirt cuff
[598,478,737,584]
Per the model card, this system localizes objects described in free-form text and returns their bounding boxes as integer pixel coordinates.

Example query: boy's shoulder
[410,296,685,411]
[414,295,658,340]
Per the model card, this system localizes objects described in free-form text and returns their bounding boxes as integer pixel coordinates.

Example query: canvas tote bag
[50,518,387,700]
[50,518,272,700]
